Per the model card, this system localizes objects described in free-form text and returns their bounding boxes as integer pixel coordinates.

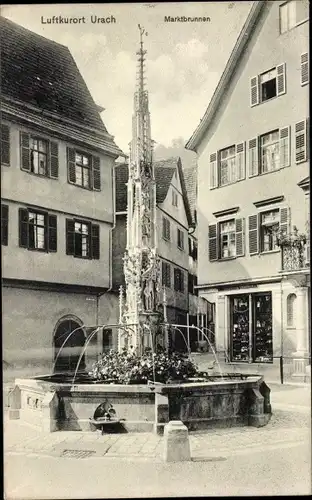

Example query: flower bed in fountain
[89,348,199,385]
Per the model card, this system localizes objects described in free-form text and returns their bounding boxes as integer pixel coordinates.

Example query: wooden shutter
[248,214,259,255]
[1,124,10,165]
[279,126,290,168]
[279,207,290,236]
[276,63,286,96]
[295,120,307,163]
[1,204,9,245]
[20,132,30,171]
[300,53,309,86]
[174,268,178,291]
[235,218,245,257]
[180,270,184,292]
[19,208,28,248]
[92,156,101,191]
[248,137,258,177]
[66,219,75,255]
[91,224,100,259]
[50,141,59,179]
[208,223,218,261]
[67,147,76,183]
[250,76,259,106]
[162,261,166,286]
[236,142,246,180]
[48,214,57,252]
[209,152,217,189]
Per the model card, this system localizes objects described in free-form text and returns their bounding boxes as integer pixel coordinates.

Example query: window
[177,228,184,250]
[219,145,236,186]
[287,293,297,327]
[208,218,245,261]
[162,261,171,288]
[210,143,245,189]
[1,124,10,165]
[172,190,178,207]
[20,132,59,178]
[219,219,236,258]
[66,219,100,259]
[248,126,290,178]
[260,209,280,252]
[103,328,113,353]
[260,130,279,173]
[280,0,309,33]
[249,207,289,255]
[67,147,101,190]
[260,69,277,102]
[188,273,198,296]
[188,238,198,261]
[230,293,273,363]
[19,208,57,252]
[250,64,286,107]
[1,204,8,246]
[301,53,309,86]
[174,268,184,292]
[162,217,170,241]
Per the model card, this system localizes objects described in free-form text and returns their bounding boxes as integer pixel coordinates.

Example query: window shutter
[250,76,259,106]
[276,63,286,96]
[50,141,59,179]
[248,214,259,255]
[91,224,100,259]
[162,261,166,286]
[235,218,245,257]
[92,156,101,191]
[66,218,75,255]
[295,120,307,163]
[1,204,9,246]
[48,214,57,252]
[174,268,178,291]
[67,147,76,183]
[209,152,217,189]
[279,207,290,236]
[19,208,28,248]
[1,124,10,165]
[236,142,246,180]
[248,137,258,177]
[279,126,290,168]
[180,270,184,293]
[20,132,30,171]
[208,223,218,261]
[300,53,309,86]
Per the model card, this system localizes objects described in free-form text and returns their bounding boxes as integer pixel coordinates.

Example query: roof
[183,166,197,225]
[115,157,193,225]
[0,17,108,133]
[186,1,265,151]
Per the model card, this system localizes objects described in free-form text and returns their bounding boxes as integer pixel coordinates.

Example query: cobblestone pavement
[4,408,310,462]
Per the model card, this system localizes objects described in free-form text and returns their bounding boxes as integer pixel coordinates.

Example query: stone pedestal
[154,391,169,435]
[163,420,191,462]
[8,385,21,420]
[42,391,59,433]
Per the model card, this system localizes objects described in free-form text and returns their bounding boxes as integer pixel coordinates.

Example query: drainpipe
[96,160,119,353]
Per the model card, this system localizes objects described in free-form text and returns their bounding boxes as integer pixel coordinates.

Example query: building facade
[1,18,122,379]
[113,157,209,352]
[186,0,310,380]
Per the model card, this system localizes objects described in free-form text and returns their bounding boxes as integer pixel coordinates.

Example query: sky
[1,2,253,154]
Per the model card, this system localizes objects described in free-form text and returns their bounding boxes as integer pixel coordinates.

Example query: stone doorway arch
[53,316,86,373]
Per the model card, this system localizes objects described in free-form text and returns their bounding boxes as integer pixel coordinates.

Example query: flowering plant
[89,347,199,384]
[275,226,307,248]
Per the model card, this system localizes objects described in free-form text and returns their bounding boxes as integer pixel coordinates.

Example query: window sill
[21,169,57,180]
[280,18,309,35]
[260,249,280,255]
[219,256,237,261]
[68,182,98,192]
[212,177,246,190]
[1,163,10,167]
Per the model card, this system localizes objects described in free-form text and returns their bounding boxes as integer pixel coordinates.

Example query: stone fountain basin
[8,374,271,434]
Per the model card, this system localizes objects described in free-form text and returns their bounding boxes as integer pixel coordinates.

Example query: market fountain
[9,25,271,433]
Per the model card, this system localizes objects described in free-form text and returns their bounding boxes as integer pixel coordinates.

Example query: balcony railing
[277,226,310,272]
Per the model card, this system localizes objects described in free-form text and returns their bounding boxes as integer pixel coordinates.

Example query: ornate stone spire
[120,25,161,353]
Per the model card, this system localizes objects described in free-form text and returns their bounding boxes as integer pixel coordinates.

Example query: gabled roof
[0,17,108,133]
[186,1,265,151]
[115,157,193,225]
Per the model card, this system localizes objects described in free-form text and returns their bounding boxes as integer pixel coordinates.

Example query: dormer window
[172,190,178,207]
